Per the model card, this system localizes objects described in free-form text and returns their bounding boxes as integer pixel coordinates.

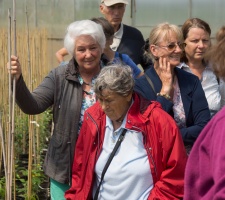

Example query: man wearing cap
[100,0,152,71]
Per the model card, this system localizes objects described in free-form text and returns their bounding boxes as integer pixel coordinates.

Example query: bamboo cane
[1,18,50,198]
[11,1,17,200]
[6,7,12,200]
[0,117,7,200]
[25,4,33,198]
[7,0,17,199]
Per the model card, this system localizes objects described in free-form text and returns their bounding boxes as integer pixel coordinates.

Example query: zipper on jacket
[86,112,100,151]
[131,126,158,179]
[146,147,158,179]
[143,132,158,179]
[58,80,66,109]
[67,140,72,186]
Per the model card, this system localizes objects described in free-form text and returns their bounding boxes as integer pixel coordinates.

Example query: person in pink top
[184,25,225,200]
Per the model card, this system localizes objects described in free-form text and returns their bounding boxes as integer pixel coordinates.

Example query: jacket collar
[174,67,196,96]
[129,93,162,126]
[65,58,79,82]
[86,92,162,130]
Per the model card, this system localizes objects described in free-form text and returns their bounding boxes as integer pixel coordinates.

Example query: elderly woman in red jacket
[65,64,187,200]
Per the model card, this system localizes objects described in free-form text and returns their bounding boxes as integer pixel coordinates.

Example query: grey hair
[94,64,134,97]
[64,20,106,55]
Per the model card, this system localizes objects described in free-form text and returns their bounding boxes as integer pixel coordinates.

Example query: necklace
[78,74,92,86]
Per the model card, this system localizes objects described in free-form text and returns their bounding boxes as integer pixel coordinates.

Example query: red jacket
[65,93,187,200]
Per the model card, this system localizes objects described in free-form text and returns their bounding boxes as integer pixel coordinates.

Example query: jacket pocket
[47,133,63,160]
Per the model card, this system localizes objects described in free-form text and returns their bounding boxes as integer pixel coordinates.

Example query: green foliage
[14,108,53,156]
[0,176,5,199]
[13,108,52,199]
[15,162,46,199]
[14,113,29,154]
[0,107,52,199]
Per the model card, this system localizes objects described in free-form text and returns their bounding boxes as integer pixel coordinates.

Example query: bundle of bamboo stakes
[0,27,51,199]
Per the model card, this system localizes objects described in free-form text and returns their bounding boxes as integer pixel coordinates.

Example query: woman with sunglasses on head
[134,22,211,154]
[179,18,225,117]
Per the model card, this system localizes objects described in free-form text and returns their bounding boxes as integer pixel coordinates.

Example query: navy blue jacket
[117,24,152,70]
[134,66,211,146]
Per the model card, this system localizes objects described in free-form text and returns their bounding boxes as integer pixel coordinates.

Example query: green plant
[31,163,46,194]
[0,176,5,199]
[15,162,46,200]
[14,112,29,155]
[13,108,52,199]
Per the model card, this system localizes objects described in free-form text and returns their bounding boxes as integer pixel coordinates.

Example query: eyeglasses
[156,42,185,52]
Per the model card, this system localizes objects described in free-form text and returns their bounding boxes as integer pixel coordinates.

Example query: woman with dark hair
[179,18,225,116]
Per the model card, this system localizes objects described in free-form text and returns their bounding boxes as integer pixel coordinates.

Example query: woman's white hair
[64,20,106,55]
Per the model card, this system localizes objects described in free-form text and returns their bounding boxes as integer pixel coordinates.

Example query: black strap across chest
[93,128,127,200]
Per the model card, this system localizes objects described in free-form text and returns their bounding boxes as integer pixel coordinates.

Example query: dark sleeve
[180,78,211,145]
[15,70,55,114]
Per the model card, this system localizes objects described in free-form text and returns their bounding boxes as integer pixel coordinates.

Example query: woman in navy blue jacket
[134,22,210,153]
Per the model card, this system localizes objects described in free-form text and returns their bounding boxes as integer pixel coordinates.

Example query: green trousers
[50,178,70,200]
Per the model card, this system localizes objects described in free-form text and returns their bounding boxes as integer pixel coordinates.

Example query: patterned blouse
[173,76,186,129]
[77,74,97,133]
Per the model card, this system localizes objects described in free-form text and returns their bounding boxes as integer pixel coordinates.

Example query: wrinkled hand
[7,55,22,81]
[154,57,173,95]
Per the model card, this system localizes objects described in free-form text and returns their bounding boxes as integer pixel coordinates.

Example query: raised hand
[154,57,174,99]
[7,55,22,81]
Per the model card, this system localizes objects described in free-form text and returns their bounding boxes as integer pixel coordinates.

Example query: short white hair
[64,20,106,55]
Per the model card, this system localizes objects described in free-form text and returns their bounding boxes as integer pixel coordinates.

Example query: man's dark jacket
[117,24,151,70]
